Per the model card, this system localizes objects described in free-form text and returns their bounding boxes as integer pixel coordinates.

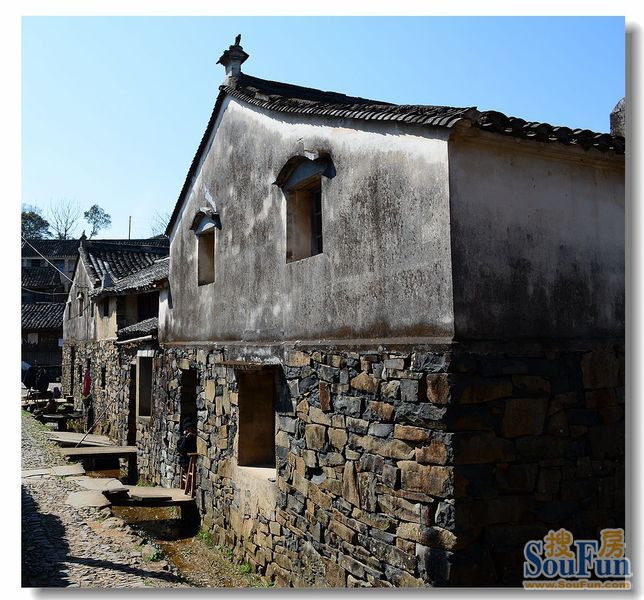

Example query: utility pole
[128,216,131,240]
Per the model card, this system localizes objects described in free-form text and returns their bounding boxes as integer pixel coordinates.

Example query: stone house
[64,39,625,587]
[62,237,169,439]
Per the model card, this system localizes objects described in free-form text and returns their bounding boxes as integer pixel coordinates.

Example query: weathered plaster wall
[448,134,625,340]
[95,297,118,340]
[164,98,455,343]
[63,261,96,343]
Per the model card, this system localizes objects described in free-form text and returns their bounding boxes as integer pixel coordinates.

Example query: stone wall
[131,339,624,587]
[61,340,141,446]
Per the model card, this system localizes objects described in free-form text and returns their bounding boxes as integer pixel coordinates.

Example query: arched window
[190,205,221,286]
[275,154,335,263]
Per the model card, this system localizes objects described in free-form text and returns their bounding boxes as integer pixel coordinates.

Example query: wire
[21,236,75,284]
[21,287,69,297]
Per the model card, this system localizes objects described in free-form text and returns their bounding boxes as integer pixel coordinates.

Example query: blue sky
[22,16,625,239]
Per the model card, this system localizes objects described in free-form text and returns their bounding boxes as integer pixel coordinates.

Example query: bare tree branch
[151,210,171,236]
[47,200,82,239]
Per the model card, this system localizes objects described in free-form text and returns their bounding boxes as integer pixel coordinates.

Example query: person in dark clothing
[177,418,197,470]
[36,368,50,395]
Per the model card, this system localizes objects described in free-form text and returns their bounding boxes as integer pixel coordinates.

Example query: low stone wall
[131,339,624,587]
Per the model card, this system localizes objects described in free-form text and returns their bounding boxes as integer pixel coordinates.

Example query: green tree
[21,204,51,238]
[84,204,112,238]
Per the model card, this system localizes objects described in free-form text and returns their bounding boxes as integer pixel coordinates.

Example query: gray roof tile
[22,302,66,330]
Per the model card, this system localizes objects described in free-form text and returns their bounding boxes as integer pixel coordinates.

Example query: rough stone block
[426,374,450,404]
[377,494,421,523]
[400,378,426,403]
[367,401,395,422]
[358,472,377,512]
[343,418,369,437]
[328,427,348,450]
[304,425,326,450]
[205,379,216,402]
[394,424,432,443]
[382,464,400,489]
[512,375,551,395]
[457,378,513,404]
[319,452,344,467]
[286,351,311,367]
[368,423,394,438]
[395,401,446,426]
[343,461,360,507]
[319,382,331,412]
[383,358,404,370]
[581,349,619,390]
[309,406,332,426]
[352,435,414,460]
[399,461,452,497]
[495,463,538,493]
[351,372,378,394]
[411,352,451,373]
[329,518,358,544]
[322,558,347,587]
[416,440,450,465]
[334,396,362,417]
[453,431,515,464]
[501,397,549,437]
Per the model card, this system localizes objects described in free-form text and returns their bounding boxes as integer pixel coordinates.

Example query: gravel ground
[21,411,265,589]
[21,411,188,588]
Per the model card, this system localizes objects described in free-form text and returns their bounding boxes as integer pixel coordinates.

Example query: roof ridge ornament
[217,34,249,84]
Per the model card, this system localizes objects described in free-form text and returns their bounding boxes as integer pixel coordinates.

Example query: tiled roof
[79,240,170,287]
[22,266,62,289]
[90,257,169,299]
[166,72,624,234]
[227,74,624,153]
[21,236,169,258]
[117,317,158,340]
[21,302,66,330]
[21,239,81,258]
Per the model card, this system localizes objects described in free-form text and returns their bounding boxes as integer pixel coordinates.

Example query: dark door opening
[179,369,198,428]
[237,370,276,468]
[127,364,137,445]
[69,346,75,396]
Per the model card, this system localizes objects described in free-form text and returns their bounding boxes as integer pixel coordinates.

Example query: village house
[21,238,81,376]
[22,302,66,376]
[62,237,169,440]
[62,38,625,587]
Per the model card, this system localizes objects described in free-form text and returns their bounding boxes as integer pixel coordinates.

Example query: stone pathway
[21,412,188,588]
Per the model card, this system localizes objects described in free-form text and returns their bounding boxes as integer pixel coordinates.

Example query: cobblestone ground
[21,411,188,588]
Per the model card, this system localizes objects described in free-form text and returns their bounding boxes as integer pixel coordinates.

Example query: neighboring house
[61,239,169,439]
[21,238,81,302]
[21,238,81,376]
[21,302,66,378]
[63,39,625,588]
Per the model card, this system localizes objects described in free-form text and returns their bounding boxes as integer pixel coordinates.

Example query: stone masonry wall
[131,339,624,587]
[61,340,140,445]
